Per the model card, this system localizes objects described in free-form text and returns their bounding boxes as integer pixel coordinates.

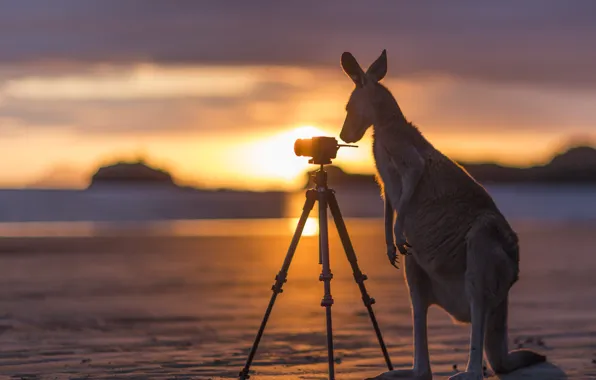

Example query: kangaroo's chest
[373,140,469,273]
[373,140,402,207]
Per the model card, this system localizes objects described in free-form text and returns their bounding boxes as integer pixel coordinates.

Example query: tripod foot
[238,368,251,380]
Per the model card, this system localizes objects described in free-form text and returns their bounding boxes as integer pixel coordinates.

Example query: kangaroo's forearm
[380,140,425,229]
[396,166,423,224]
[384,190,394,247]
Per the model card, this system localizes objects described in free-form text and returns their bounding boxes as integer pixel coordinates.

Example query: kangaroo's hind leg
[451,222,518,380]
[485,296,546,374]
[367,254,433,380]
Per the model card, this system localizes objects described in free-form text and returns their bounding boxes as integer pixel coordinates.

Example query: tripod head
[294,136,356,165]
[313,165,329,189]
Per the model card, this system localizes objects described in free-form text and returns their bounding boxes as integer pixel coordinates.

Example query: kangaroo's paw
[386,245,400,268]
[366,369,431,380]
[448,371,482,380]
[394,231,412,257]
[397,241,412,256]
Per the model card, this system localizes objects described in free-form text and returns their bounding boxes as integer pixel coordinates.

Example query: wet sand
[0,220,594,379]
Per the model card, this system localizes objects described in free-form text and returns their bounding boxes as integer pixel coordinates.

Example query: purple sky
[2,1,596,86]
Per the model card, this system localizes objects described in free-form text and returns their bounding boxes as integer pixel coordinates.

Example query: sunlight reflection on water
[0,218,327,238]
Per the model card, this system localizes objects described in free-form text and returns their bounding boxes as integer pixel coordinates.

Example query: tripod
[239,165,393,380]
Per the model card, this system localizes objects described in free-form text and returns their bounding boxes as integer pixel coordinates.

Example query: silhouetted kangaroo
[339,50,545,380]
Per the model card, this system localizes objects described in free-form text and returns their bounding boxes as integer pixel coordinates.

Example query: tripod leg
[318,189,336,380]
[239,190,317,380]
[327,190,394,371]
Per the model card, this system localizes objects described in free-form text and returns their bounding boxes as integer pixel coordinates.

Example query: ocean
[1,185,596,237]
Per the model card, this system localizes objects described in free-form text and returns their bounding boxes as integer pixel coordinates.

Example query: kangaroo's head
[339,49,388,143]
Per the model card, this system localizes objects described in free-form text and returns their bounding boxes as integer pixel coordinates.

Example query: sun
[288,217,319,237]
[242,125,330,189]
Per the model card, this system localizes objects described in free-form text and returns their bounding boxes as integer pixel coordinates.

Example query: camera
[294,136,343,165]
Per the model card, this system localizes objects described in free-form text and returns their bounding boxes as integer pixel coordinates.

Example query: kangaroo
[339,50,546,380]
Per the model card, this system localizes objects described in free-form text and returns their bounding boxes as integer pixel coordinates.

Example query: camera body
[294,136,341,165]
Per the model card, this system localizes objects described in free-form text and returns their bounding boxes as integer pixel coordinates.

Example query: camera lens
[294,139,312,157]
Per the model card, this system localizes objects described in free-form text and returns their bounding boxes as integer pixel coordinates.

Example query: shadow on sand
[374,362,568,380]
[496,362,567,380]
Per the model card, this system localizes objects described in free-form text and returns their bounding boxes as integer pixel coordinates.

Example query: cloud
[3,66,260,100]
[0,64,322,134]
[0,77,313,135]
[392,78,596,134]
[3,68,595,138]
[0,117,27,136]
[1,1,596,87]
[27,163,88,188]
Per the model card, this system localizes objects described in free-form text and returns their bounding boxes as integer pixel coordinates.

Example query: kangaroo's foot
[366,369,431,380]
[448,371,482,380]
[485,297,547,374]
[493,349,546,374]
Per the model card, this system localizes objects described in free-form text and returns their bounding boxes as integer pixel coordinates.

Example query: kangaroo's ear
[341,52,366,87]
[366,49,387,82]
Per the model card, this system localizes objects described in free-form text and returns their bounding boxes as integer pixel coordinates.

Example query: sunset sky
[2,1,596,190]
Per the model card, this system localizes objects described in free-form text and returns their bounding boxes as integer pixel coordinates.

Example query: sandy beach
[0,219,594,379]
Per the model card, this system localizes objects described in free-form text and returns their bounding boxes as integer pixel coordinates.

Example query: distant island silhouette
[463,145,596,184]
[88,160,177,189]
[83,145,596,191]
[306,145,596,188]
[9,146,596,222]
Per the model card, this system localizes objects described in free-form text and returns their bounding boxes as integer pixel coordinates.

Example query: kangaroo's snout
[340,130,355,144]
[340,116,367,143]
